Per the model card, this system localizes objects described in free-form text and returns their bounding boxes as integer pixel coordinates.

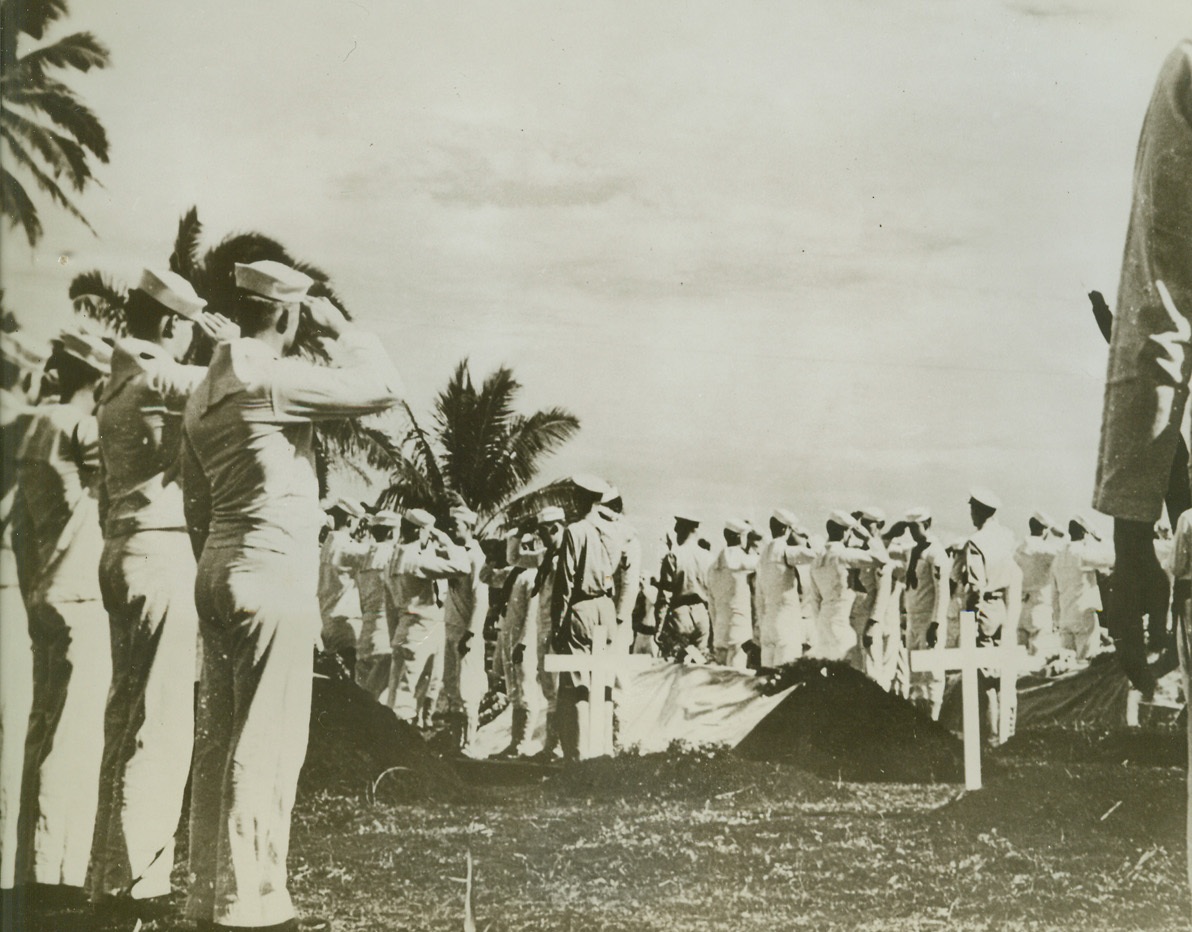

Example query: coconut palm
[1,0,110,245]
[379,361,581,531]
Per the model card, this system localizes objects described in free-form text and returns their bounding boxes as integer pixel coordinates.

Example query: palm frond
[2,111,90,190]
[1,0,68,56]
[69,270,127,330]
[401,400,447,502]
[0,168,41,243]
[488,408,581,507]
[11,31,108,76]
[488,478,587,535]
[169,206,203,282]
[0,127,93,233]
[4,79,110,161]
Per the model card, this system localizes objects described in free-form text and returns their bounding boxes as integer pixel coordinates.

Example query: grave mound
[299,676,463,802]
[735,659,965,782]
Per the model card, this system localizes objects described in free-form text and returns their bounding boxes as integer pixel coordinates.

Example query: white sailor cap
[859,506,886,524]
[1031,510,1057,528]
[827,510,858,530]
[372,509,402,527]
[234,260,314,303]
[1,331,47,370]
[57,327,112,375]
[673,513,700,526]
[968,487,1002,511]
[327,497,365,519]
[1070,514,1098,535]
[536,506,566,525]
[771,508,799,528]
[601,484,621,504]
[571,473,611,497]
[402,508,436,529]
[137,268,206,320]
[449,505,479,526]
[725,518,750,535]
[905,506,931,524]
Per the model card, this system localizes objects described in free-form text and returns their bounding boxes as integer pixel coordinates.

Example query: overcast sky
[3,0,1190,558]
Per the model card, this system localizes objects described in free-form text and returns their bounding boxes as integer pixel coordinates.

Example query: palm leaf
[489,478,587,535]
[1,111,90,189]
[401,400,447,503]
[1,0,69,64]
[11,31,108,76]
[169,206,203,282]
[487,408,581,508]
[4,80,110,161]
[0,168,41,243]
[0,127,93,233]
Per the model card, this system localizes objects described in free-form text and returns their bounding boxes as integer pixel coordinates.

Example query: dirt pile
[734,659,965,782]
[299,676,462,802]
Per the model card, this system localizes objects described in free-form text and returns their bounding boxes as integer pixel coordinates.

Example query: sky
[3,0,1190,561]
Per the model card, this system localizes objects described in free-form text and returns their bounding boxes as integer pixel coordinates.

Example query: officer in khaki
[654,514,713,661]
[90,270,235,914]
[181,260,402,930]
[11,328,111,892]
[550,475,620,760]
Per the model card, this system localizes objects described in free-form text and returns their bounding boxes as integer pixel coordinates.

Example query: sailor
[181,260,402,929]
[89,270,235,918]
[602,488,641,655]
[754,509,816,667]
[355,509,400,696]
[0,331,44,896]
[386,508,467,727]
[708,518,760,669]
[849,506,898,679]
[532,506,568,759]
[550,475,620,760]
[11,327,111,895]
[654,514,713,662]
[497,530,544,757]
[806,511,887,661]
[1014,511,1063,658]
[317,497,369,678]
[952,487,1018,744]
[1050,515,1115,661]
[902,508,952,719]
[441,505,490,756]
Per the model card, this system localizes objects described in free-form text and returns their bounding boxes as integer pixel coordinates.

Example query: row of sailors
[1,261,403,930]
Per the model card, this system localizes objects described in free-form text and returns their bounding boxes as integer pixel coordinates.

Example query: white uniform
[317,528,369,656]
[11,401,109,888]
[181,330,401,927]
[707,544,758,668]
[387,540,469,723]
[611,519,641,654]
[806,541,885,661]
[499,565,543,714]
[1015,534,1061,656]
[754,536,817,666]
[903,537,951,715]
[442,539,490,737]
[355,537,394,694]
[1050,538,1114,660]
[90,338,205,902]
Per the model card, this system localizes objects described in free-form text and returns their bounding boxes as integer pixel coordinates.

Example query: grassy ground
[286,739,1188,931]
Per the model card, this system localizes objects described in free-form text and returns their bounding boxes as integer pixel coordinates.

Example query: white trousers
[389,615,445,721]
[0,579,31,889]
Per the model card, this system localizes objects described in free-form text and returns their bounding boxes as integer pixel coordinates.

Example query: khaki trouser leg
[0,581,31,889]
[186,550,316,928]
[90,531,197,901]
[18,599,110,887]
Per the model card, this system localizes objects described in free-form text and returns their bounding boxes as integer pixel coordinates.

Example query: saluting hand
[302,296,349,338]
[195,311,239,343]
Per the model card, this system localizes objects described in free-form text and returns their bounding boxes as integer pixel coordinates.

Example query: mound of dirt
[994,726,1186,768]
[734,659,965,782]
[545,746,832,803]
[299,676,463,802]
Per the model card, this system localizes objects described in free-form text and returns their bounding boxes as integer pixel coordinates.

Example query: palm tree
[1,0,110,245]
[379,361,581,532]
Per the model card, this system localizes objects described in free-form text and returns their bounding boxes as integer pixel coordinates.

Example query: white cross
[909,610,1026,790]
[542,625,657,759]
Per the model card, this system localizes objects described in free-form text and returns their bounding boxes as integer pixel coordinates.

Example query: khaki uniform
[181,331,400,927]
[12,402,109,888]
[0,390,31,890]
[655,539,713,660]
[90,339,205,901]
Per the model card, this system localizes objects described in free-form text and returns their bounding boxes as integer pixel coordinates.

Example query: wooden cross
[542,625,657,759]
[909,610,1026,790]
